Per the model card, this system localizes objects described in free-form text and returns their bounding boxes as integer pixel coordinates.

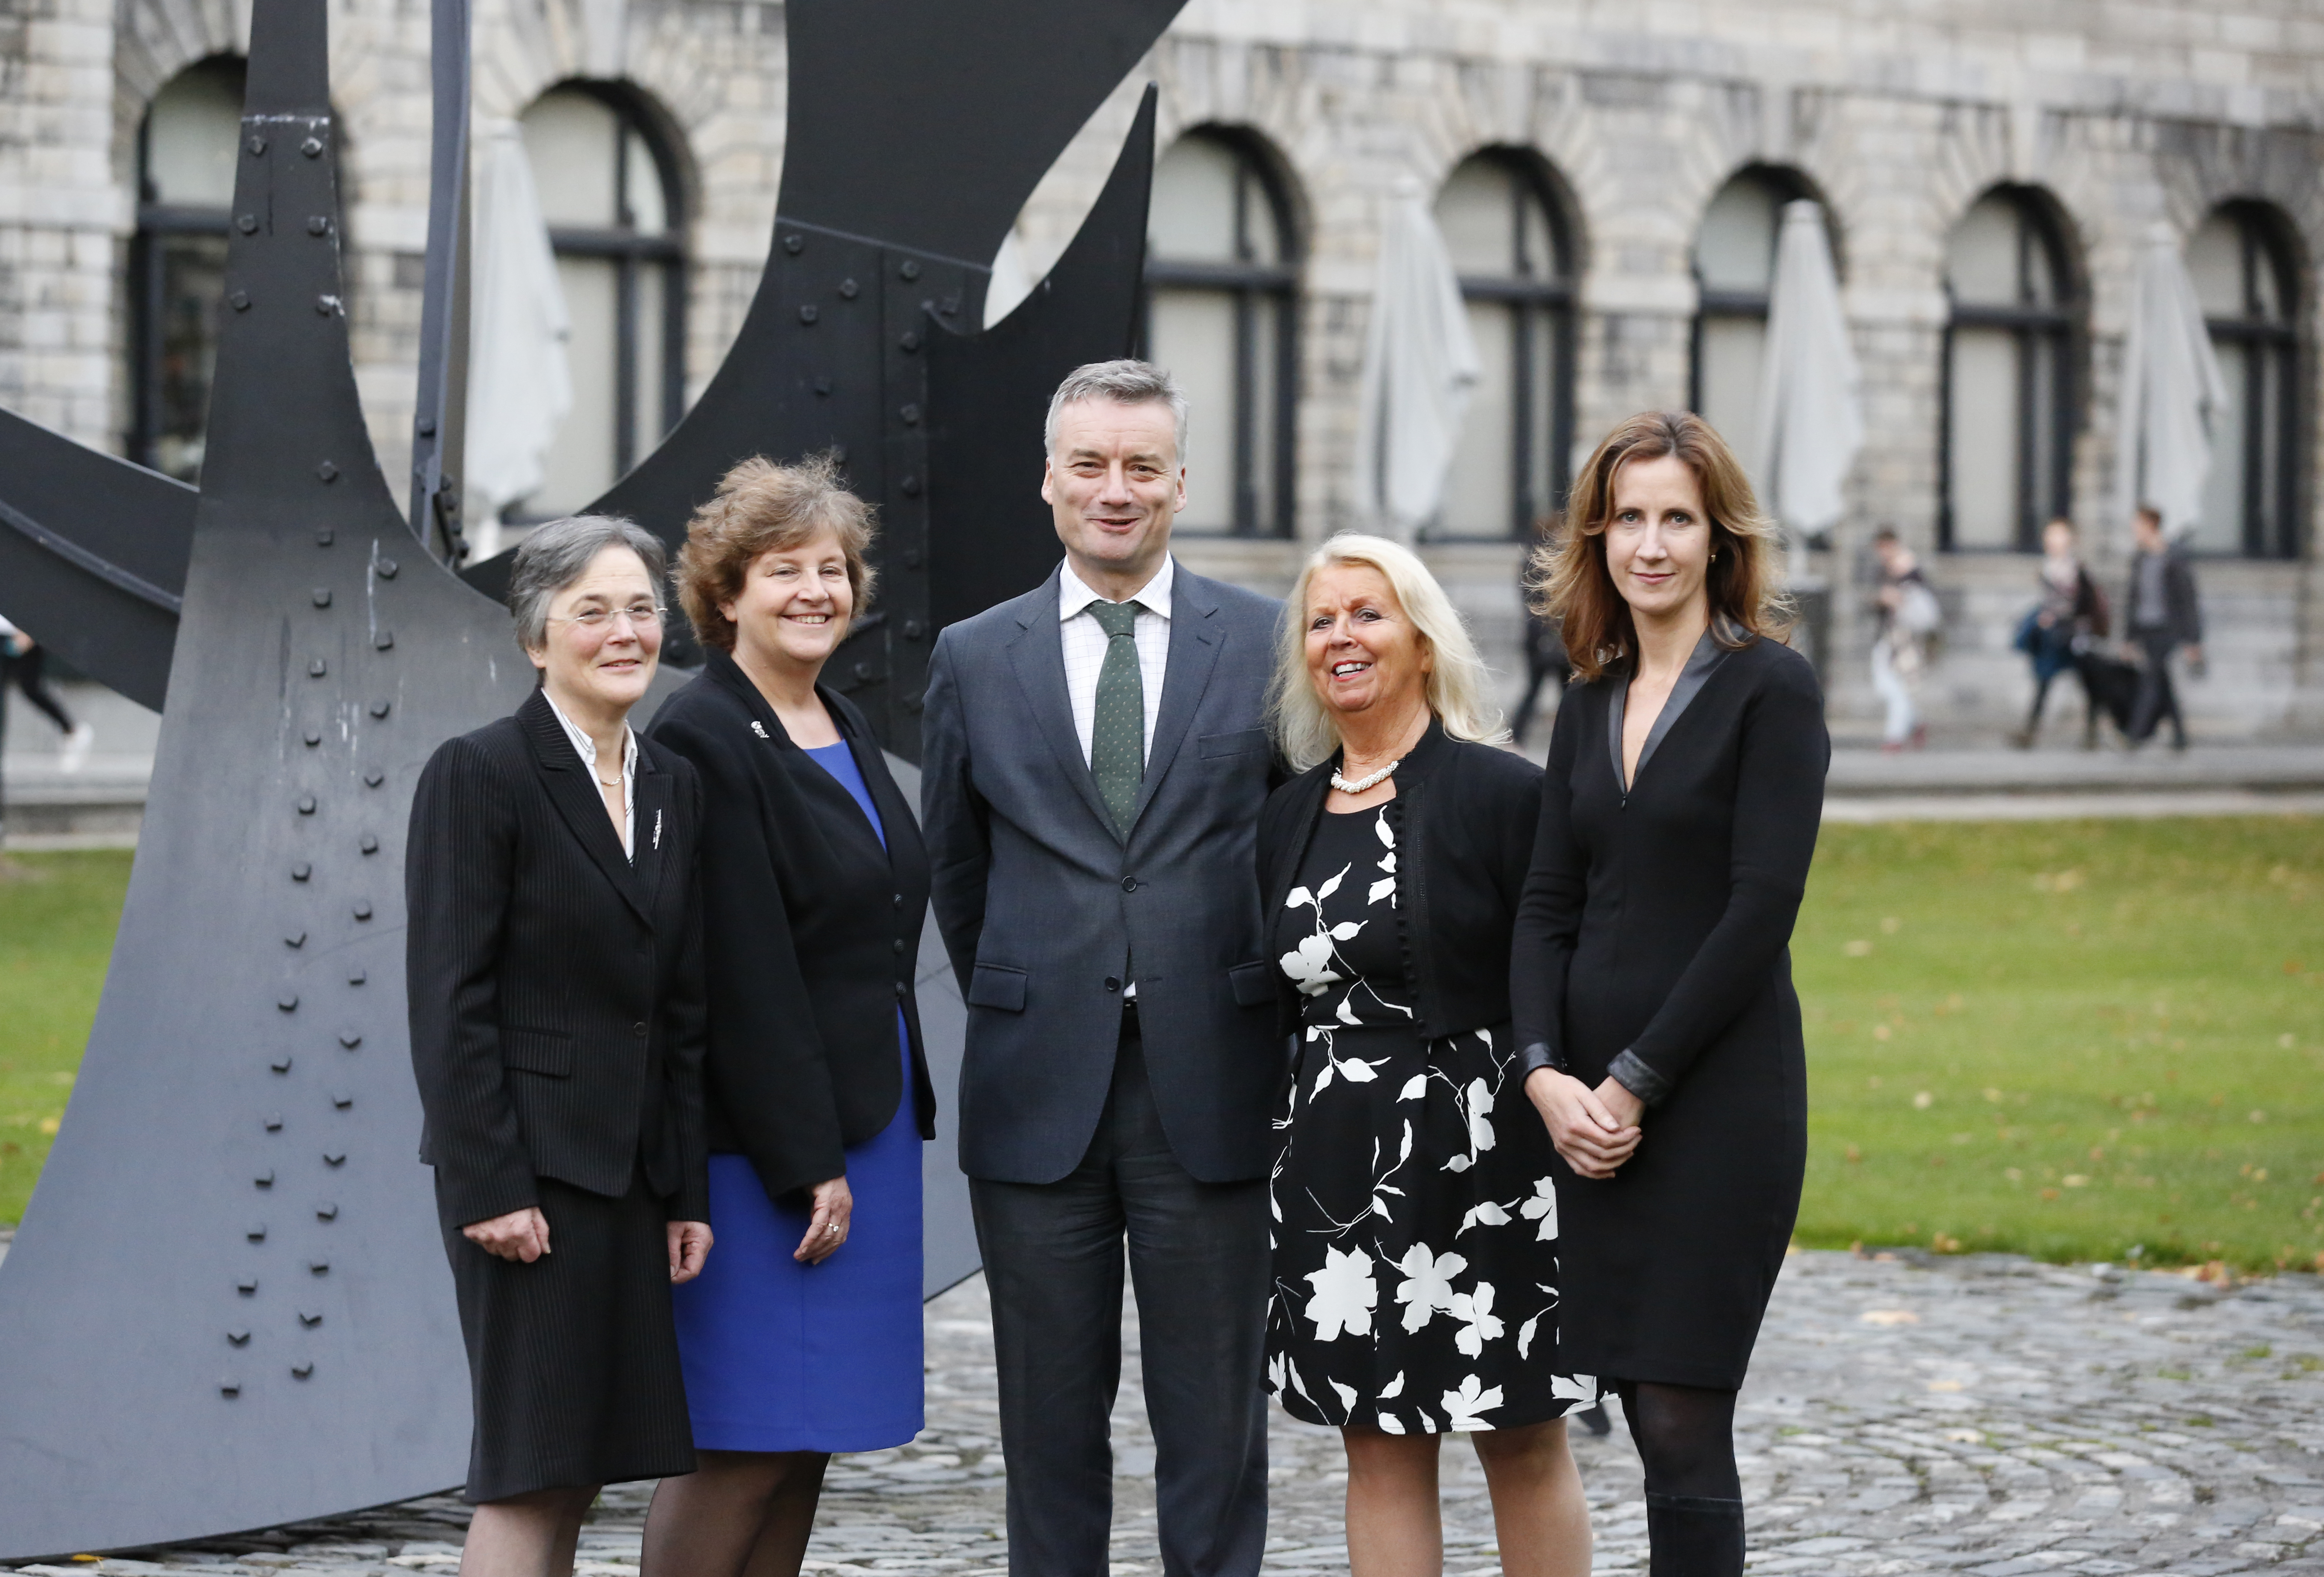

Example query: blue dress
[670,739,926,1453]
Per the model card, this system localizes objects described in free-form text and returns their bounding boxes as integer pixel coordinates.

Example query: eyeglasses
[549,603,665,631]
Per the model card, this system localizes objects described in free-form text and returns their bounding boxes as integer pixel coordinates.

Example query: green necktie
[1087,599,1145,837]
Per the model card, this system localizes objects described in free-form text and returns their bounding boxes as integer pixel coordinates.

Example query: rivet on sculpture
[0,0,1182,1556]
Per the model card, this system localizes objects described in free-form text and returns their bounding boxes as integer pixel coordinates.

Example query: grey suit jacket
[921,560,1287,1184]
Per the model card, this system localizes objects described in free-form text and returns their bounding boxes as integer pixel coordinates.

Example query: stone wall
[2,0,2319,737]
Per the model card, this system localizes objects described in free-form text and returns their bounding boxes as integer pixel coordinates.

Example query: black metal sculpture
[0,0,1179,1555]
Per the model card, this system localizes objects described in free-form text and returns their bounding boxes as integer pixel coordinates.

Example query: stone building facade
[5,0,2321,739]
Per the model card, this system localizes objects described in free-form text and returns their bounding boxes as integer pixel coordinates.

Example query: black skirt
[438,1167,696,1502]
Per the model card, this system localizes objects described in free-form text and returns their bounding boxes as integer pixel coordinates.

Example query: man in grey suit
[921,361,1284,1577]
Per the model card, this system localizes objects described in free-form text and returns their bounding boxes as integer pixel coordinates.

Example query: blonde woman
[1258,534,1597,1577]
[1511,411,1828,1574]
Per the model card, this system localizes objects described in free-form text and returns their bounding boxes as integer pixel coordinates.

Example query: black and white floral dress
[1266,803,1596,1434]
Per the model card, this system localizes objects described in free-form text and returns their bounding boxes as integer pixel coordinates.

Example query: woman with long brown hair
[1510,411,1828,1574]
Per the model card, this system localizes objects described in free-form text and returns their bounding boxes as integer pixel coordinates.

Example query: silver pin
[654,809,664,851]
[750,721,769,739]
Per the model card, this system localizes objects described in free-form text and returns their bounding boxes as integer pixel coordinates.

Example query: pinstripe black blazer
[405,689,710,1229]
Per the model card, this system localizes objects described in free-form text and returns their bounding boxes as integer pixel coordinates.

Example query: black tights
[1613,1380,1744,1576]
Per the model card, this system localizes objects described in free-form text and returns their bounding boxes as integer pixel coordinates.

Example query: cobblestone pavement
[9,1250,2323,1575]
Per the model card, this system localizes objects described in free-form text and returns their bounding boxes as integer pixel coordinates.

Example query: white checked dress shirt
[545,692,638,858]
[1058,554,1172,768]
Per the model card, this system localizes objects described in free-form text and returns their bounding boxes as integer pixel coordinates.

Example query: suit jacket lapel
[519,691,652,923]
[631,755,672,912]
[1006,568,1117,837]
[1125,572,1225,831]
[843,721,918,867]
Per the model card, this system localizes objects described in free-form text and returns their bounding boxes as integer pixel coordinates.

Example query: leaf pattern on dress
[1442,1375,1503,1430]
[1302,1245,1378,1342]
[1520,1177,1559,1240]
[1447,1282,1505,1357]
[1265,804,1596,1434]
[1393,1243,1467,1334]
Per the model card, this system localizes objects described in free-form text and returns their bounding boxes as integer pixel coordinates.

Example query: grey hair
[1268,532,1508,772]
[1043,359,1190,465]
[508,514,669,651]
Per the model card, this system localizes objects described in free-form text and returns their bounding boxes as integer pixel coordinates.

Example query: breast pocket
[1198,728,1270,761]
[501,1028,574,1077]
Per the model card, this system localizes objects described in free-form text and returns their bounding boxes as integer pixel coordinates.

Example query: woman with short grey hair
[406,514,716,1577]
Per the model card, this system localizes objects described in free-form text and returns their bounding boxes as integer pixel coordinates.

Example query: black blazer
[1258,720,1542,1045]
[1509,634,1827,1102]
[648,652,936,1201]
[405,689,710,1229]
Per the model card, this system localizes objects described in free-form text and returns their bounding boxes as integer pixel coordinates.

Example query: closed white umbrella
[464,123,572,556]
[1352,179,1481,540]
[1754,200,1862,543]
[2114,220,2230,543]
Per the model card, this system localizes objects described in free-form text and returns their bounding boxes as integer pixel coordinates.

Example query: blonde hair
[1528,410,1791,681]
[1269,533,1507,771]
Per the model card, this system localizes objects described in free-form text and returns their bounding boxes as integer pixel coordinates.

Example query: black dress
[1510,631,1828,1390]
[1266,802,1596,1435]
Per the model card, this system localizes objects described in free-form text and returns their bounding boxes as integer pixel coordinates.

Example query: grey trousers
[969,1013,1270,1577]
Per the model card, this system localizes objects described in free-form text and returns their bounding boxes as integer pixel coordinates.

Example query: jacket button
[1104,977,1120,992]
[893,892,903,908]
[893,938,906,955]
[1121,876,1138,892]
[894,981,906,1000]
[632,1021,648,1038]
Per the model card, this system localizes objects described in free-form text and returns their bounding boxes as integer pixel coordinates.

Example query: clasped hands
[1524,1067,1645,1179]
[462,1207,714,1283]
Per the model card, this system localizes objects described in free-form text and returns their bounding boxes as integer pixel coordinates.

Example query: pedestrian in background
[405,515,713,1577]
[2123,504,2203,751]
[1868,527,1937,752]
[643,457,936,1577]
[1512,411,1828,1576]
[0,616,95,772]
[2010,517,2109,749]
[1261,533,1597,1577]
[921,361,1283,1577]
[1512,515,1570,750]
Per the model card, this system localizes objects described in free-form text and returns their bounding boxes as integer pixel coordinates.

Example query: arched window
[1144,130,1299,537]
[1691,166,1828,467]
[2188,203,2301,558]
[1940,188,2080,551]
[1431,152,1576,540]
[129,56,246,481]
[519,85,686,516]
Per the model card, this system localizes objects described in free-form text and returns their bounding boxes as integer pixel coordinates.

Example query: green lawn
[1794,817,2324,1274]
[0,850,133,1226]
[3,825,2321,1272]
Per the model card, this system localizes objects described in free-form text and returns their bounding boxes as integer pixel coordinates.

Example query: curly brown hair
[675,454,878,654]
[1527,411,1791,681]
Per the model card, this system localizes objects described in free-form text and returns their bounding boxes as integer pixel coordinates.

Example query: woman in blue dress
[643,455,936,1577]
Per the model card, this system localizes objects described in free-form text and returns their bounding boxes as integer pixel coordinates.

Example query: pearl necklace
[1330,758,1402,795]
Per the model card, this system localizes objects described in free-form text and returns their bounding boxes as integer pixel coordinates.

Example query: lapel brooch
[654,808,664,851]
[751,721,769,739]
